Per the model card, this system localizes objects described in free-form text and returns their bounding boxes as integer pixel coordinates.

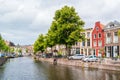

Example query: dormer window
[110,24,114,27]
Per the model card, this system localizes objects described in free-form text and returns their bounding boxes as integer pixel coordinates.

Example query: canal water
[0,57,120,80]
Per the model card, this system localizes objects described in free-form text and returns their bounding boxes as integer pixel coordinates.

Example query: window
[114,32,118,36]
[107,46,111,54]
[87,39,90,46]
[94,34,96,39]
[114,46,118,53]
[106,33,111,43]
[96,27,99,31]
[110,24,114,27]
[107,33,111,37]
[87,32,90,38]
[75,42,80,46]
[98,40,102,46]
[106,46,111,57]
[98,33,101,38]
[93,41,97,46]
[82,41,85,46]
[114,32,118,43]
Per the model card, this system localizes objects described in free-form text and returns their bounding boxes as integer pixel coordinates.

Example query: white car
[68,54,85,60]
[83,55,98,62]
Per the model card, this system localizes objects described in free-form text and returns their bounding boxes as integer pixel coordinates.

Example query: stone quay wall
[35,56,120,71]
[0,57,7,66]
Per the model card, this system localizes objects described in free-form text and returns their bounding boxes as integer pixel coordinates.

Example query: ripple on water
[0,57,120,80]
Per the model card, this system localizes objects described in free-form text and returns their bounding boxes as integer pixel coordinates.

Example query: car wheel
[85,60,88,62]
[95,59,98,62]
[69,57,73,60]
[71,58,73,60]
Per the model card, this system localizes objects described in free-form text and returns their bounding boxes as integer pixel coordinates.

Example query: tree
[118,30,120,37]
[26,48,28,53]
[44,30,57,53]
[10,48,14,53]
[18,48,22,53]
[50,5,85,55]
[0,34,10,52]
[33,34,45,54]
[117,29,120,57]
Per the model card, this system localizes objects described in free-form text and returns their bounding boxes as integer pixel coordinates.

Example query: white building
[71,28,93,56]
[79,28,93,56]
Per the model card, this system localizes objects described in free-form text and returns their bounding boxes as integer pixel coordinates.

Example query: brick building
[104,21,120,58]
[92,22,104,56]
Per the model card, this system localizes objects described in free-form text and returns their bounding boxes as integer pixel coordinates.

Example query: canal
[0,57,120,80]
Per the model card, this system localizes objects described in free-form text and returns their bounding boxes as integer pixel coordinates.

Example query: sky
[0,0,120,45]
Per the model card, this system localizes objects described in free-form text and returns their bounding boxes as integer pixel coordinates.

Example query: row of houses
[5,41,33,55]
[71,21,120,58]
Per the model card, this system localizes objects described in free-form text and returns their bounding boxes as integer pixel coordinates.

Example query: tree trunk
[66,44,71,56]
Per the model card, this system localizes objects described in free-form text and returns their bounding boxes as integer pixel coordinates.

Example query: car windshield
[74,54,83,56]
[88,55,96,58]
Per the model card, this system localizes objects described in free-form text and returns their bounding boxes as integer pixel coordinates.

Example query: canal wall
[0,57,7,66]
[35,56,120,71]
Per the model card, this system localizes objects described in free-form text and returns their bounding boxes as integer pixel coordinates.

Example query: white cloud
[0,0,120,45]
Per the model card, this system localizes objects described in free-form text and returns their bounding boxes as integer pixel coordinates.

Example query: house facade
[92,22,104,57]
[80,28,93,56]
[104,21,120,58]
[70,21,120,57]
[71,42,80,55]
[71,28,93,56]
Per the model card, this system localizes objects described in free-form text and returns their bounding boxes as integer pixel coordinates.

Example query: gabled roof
[104,20,120,29]
[100,23,104,29]
[94,21,104,30]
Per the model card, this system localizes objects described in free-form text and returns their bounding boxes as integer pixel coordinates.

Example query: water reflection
[0,57,120,80]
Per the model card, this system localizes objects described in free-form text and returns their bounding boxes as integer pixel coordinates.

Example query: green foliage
[50,6,85,46]
[118,30,120,36]
[10,48,14,53]
[26,48,28,53]
[33,5,85,55]
[44,33,56,49]
[0,34,10,52]
[18,49,22,53]
[49,6,85,55]
[33,34,45,54]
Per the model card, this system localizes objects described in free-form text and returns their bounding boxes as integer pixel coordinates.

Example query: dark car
[0,53,5,57]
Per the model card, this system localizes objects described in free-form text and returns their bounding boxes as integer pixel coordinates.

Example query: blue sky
[0,0,120,45]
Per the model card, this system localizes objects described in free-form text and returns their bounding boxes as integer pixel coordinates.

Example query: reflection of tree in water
[36,62,120,80]
[0,66,5,80]
[45,64,73,80]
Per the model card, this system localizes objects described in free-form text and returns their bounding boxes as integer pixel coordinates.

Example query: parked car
[83,55,98,62]
[68,54,85,60]
[6,53,16,58]
[46,53,53,58]
[0,53,5,57]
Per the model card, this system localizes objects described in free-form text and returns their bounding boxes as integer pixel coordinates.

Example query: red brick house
[92,22,104,56]
[104,21,120,58]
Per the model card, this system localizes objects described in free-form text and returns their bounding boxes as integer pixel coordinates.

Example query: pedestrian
[53,58,57,65]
